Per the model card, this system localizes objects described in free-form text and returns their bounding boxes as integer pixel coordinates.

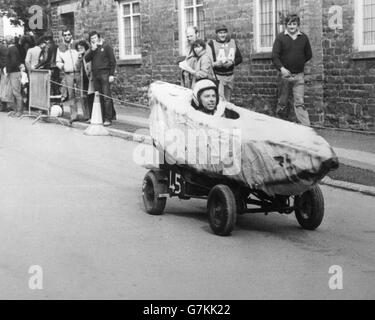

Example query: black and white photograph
[0,0,374,304]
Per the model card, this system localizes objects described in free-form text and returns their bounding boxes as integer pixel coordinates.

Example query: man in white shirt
[56,28,81,123]
[181,26,199,89]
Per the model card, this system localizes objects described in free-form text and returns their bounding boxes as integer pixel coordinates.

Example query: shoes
[68,118,79,126]
[103,120,112,127]
[8,111,22,117]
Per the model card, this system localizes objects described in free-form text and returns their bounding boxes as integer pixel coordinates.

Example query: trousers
[9,72,24,114]
[276,72,310,126]
[93,71,116,121]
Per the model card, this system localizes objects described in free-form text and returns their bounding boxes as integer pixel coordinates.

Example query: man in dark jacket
[85,31,116,126]
[272,14,312,126]
[208,24,243,102]
[5,37,24,117]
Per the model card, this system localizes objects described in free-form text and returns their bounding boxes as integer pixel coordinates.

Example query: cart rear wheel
[295,186,324,230]
[142,171,167,215]
[208,185,237,236]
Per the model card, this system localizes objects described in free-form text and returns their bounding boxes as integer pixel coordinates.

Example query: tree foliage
[0,0,50,34]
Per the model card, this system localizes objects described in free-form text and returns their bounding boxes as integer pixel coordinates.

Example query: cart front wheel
[142,171,167,216]
[208,185,237,236]
[294,186,324,230]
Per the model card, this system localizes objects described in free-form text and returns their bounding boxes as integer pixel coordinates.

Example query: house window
[118,1,141,59]
[355,0,375,52]
[179,0,205,55]
[254,0,290,52]
[60,12,75,37]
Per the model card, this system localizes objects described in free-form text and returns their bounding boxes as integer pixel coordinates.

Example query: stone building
[49,0,375,131]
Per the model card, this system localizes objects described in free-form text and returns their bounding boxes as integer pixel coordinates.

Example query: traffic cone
[84,92,110,136]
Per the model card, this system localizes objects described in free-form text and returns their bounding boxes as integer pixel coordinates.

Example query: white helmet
[192,79,219,107]
[50,104,63,117]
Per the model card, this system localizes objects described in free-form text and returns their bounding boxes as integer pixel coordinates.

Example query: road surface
[0,114,374,299]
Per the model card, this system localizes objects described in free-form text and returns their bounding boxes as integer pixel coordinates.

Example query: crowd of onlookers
[179,13,313,126]
[0,27,117,126]
[0,13,312,128]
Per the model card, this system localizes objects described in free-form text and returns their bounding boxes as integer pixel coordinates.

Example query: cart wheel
[294,186,324,230]
[208,185,237,236]
[142,171,167,215]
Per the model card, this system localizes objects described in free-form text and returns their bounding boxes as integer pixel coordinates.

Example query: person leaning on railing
[25,36,47,72]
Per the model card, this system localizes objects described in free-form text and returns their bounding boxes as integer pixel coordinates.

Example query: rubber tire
[208,185,237,236]
[295,185,324,230]
[142,171,167,216]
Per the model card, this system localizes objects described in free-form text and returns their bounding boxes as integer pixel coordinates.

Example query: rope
[49,79,132,106]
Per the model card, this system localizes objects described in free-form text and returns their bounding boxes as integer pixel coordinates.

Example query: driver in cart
[191,79,226,117]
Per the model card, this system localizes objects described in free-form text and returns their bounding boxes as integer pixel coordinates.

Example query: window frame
[254,0,288,53]
[354,0,375,52]
[117,0,142,60]
[178,0,204,55]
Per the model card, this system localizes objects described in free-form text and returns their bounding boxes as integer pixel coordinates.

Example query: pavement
[14,102,375,196]
[1,114,375,299]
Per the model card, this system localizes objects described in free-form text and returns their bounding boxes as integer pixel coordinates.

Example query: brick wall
[49,0,375,131]
[322,0,375,131]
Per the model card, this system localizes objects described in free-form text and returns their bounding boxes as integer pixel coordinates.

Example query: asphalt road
[0,114,374,300]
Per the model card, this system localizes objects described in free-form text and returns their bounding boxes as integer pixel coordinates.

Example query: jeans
[93,71,115,121]
[216,74,234,102]
[61,73,81,121]
[276,73,310,126]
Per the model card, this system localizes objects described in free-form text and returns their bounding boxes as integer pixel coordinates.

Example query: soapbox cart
[142,161,325,237]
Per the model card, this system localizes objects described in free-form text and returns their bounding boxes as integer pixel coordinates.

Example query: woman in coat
[179,39,216,88]
[76,40,95,121]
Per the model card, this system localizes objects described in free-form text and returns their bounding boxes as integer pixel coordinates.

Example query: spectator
[0,37,9,112]
[76,40,94,121]
[181,26,199,88]
[19,34,35,65]
[42,32,60,96]
[36,40,49,70]
[272,14,312,126]
[19,35,35,110]
[85,31,116,126]
[20,63,29,107]
[25,36,47,72]
[4,36,24,117]
[56,28,81,123]
[207,25,243,102]
[179,39,215,88]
